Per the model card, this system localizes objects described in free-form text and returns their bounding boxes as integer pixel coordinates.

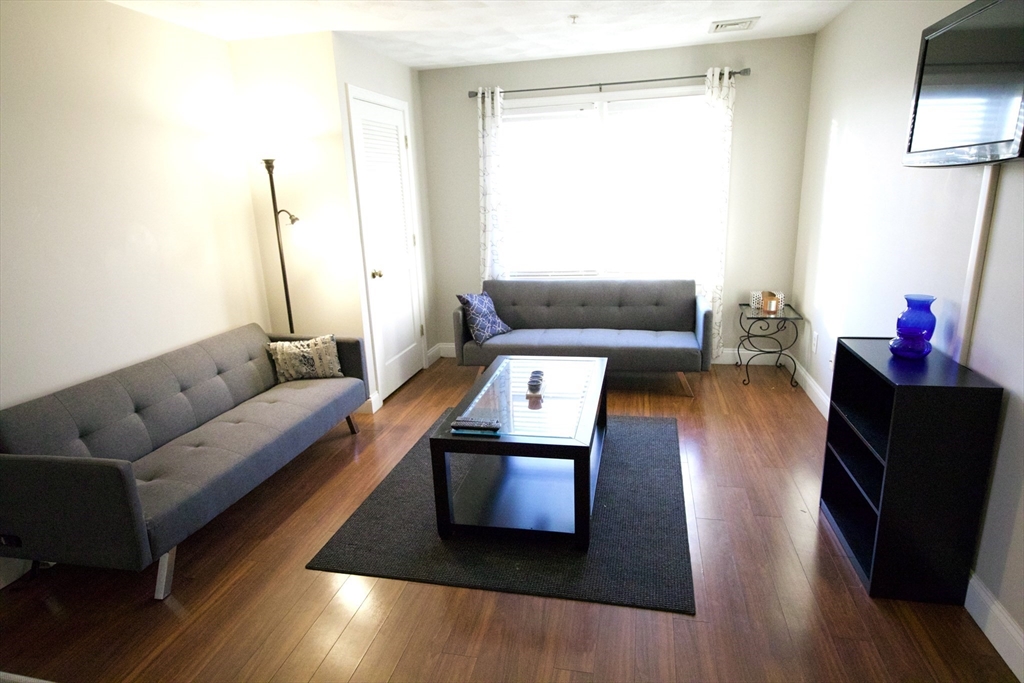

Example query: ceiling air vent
[709,17,759,33]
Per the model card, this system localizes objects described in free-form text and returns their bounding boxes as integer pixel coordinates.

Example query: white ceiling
[110,0,852,70]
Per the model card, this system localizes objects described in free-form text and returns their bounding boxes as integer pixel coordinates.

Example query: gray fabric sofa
[0,323,367,598]
[454,279,712,372]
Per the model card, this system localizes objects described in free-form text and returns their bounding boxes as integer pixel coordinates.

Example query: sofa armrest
[268,334,368,392]
[0,453,152,571]
[334,337,368,389]
[453,306,470,366]
[696,295,713,372]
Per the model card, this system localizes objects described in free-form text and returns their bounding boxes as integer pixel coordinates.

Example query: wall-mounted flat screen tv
[904,0,1024,167]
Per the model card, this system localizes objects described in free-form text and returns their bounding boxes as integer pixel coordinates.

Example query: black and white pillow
[266,334,344,383]
[457,292,511,344]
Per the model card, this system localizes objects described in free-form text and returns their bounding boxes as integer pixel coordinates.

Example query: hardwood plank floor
[0,359,1015,682]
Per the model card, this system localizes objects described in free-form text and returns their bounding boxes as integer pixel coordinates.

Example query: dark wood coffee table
[429,355,608,549]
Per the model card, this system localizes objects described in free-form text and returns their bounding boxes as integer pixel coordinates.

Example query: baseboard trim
[794,360,830,418]
[428,343,455,366]
[966,573,1024,681]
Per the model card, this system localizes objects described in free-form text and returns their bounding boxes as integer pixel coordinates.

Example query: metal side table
[737,304,804,387]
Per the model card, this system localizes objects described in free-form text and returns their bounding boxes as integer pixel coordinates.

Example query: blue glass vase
[889,294,936,359]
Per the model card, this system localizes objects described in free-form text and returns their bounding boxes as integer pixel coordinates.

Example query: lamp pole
[263,159,295,334]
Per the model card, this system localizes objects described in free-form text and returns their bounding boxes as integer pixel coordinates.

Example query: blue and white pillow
[457,292,511,344]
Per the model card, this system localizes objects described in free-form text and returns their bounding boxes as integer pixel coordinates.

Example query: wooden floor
[0,359,1014,682]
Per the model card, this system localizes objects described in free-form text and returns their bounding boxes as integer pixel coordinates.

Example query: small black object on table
[737,303,804,386]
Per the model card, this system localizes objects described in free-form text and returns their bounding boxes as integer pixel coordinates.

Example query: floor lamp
[262,159,299,334]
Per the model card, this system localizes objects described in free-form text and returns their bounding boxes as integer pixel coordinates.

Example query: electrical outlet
[812,332,819,353]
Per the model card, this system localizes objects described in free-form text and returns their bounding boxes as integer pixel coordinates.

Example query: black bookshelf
[820,337,1003,604]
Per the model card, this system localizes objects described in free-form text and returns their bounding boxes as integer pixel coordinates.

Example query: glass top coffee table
[429,355,608,549]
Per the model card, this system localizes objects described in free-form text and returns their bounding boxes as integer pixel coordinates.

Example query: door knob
[371,269,383,279]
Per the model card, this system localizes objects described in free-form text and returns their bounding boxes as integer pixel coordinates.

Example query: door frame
[346,84,428,408]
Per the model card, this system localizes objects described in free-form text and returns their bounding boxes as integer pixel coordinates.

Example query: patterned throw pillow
[457,292,511,344]
[266,334,345,383]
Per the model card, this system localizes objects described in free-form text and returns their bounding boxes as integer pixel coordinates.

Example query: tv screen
[904,0,1024,167]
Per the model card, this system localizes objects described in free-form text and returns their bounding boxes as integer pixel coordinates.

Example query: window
[499,86,723,281]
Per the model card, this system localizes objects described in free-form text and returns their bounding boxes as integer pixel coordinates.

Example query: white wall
[793,0,1024,672]
[0,0,270,587]
[417,36,816,353]
[968,160,1024,677]
[0,0,269,407]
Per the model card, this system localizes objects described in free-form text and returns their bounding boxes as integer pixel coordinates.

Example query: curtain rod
[467,68,750,98]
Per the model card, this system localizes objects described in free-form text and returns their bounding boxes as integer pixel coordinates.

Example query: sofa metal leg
[676,373,696,398]
[154,546,176,600]
[346,415,359,434]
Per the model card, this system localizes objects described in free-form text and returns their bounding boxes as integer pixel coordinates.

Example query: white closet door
[349,91,424,400]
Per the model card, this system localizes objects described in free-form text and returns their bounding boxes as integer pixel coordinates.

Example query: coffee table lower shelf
[430,424,604,549]
[429,355,608,550]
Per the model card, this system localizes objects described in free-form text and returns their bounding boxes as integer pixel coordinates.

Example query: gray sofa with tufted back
[0,323,367,599]
[454,279,712,372]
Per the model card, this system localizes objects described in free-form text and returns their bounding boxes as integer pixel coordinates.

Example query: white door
[349,90,425,401]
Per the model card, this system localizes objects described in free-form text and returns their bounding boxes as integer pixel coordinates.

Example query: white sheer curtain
[478,87,505,281]
[703,68,736,361]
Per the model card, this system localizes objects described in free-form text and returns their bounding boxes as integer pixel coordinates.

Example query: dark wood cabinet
[820,337,1003,604]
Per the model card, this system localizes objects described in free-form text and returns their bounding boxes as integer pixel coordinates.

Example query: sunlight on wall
[174,71,238,133]
[0,0,268,408]
[286,201,350,308]
[231,34,344,161]
[235,87,321,163]
[229,34,365,341]
[813,118,870,344]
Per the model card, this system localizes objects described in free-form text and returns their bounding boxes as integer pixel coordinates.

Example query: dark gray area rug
[307,414,695,614]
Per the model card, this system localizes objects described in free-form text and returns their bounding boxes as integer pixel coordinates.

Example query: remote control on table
[451,417,501,431]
